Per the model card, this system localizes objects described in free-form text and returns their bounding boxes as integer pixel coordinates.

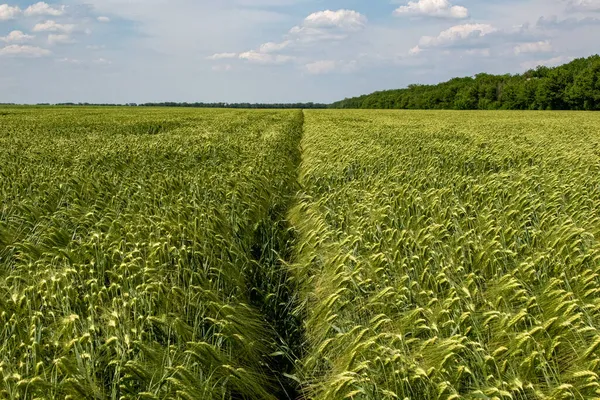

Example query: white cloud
[86,44,105,50]
[521,55,574,70]
[97,16,110,23]
[0,44,51,57]
[239,50,295,64]
[409,45,422,55]
[258,40,291,53]
[567,0,600,11]
[212,64,232,72]
[207,42,293,65]
[288,26,348,42]
[48,34,73,45]
[33,20,75,33]
[24,2,65,17]
[394,0,469,19]
[288,9,367,42]
[288,26,349,42]
[419,24,497,47]
[208,44,295,64]
[305,60,337,74]
[514,40,553,54]
[206,52,238,60]
[0,31,35,43]
[302,9,367,30]
[209,8,366,70]
[0,4,21,20]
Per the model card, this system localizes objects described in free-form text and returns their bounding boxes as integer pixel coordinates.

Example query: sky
[0,0,599,104]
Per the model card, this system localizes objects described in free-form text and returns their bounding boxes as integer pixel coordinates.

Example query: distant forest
[330,55,600,111]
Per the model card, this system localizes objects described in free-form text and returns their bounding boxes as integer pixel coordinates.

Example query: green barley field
[2,107,600,400]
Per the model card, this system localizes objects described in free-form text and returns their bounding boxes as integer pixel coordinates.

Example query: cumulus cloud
[0,44,51,57]
[302,9,367,30]
[259,41,291,53]
[394,0,469,19]
[208,9,365,68]
[521,55,574,70]
[24,2,65,17]
[514,40,553,54]
[288,9,367,42]
[206,44,294,65]
[97,16,110,23]
[419,24,496,47]
[33,20,75,33]
[206,52,238,60]
[409,45,422,55]
[0,4,21,20]
[288,26,348,42]
[48,33,73,45]
[0,30,35,43]
[238,50,295,64]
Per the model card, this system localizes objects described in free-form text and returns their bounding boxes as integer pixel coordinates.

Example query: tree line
[330,55,600,110]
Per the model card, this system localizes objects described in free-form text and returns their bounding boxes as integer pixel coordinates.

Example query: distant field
[2,108,600,399]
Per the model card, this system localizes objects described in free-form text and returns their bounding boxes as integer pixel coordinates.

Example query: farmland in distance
[2,107,600,399]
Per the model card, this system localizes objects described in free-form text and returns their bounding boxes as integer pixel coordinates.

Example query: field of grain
[2,107,600,400]
[294,110,600,399]
[0,107,303,399]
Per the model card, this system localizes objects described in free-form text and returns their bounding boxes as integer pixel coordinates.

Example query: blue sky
[0,0,599,103]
